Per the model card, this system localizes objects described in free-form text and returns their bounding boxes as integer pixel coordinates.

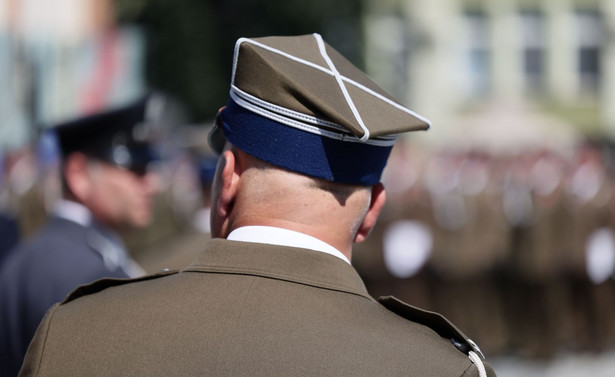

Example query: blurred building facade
[364,0,615,148]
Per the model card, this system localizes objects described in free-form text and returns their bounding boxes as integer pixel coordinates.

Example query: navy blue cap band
[219,99,393,185]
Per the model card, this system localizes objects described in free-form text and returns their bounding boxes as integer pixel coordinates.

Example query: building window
[520,10,546,94]
[462,10,490,97]
[575,10,604,95]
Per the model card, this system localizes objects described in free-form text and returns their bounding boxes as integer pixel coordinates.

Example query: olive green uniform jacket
[20,239,495,377]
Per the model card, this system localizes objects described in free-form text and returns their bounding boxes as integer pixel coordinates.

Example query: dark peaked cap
[210,33,430,185]
[54,94,165,175]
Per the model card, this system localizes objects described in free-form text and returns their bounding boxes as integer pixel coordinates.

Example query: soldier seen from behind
[18,34,496,377]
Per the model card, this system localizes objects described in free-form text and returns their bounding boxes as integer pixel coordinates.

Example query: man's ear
[216,149,240,219]
[64,153,92,201]
[353,182,386,244]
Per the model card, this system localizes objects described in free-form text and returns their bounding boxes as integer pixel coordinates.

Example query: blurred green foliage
[115,0,364,122]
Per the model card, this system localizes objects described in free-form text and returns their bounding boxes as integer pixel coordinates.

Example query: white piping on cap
[232,86,350,133]
[229,88,397,147]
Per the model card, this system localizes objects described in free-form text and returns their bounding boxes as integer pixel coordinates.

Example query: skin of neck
[210,146,386,261]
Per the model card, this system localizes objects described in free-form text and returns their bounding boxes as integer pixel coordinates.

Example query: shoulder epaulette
[62,269,178,304]
[378,296,485,360]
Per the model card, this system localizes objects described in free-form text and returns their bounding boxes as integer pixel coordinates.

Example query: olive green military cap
[210,33,430,185]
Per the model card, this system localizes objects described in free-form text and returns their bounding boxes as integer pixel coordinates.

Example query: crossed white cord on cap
[312,33,370,141]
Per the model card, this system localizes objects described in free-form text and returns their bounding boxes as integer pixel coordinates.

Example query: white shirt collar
[53,199,93,227]
[227,226,351,265]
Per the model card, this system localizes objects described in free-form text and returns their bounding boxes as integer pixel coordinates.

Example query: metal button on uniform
[467,338,485,360]
[451,338,472,355]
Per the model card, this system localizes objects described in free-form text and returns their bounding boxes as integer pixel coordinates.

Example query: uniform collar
[227,226,350,264]
[185,238,371,300]
[53,199,144,278]
[53,199,92,227]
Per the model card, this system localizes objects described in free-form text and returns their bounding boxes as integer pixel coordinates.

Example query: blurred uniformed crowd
[354,139,615,359]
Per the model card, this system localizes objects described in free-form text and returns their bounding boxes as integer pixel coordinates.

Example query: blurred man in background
[0,95,163,376]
